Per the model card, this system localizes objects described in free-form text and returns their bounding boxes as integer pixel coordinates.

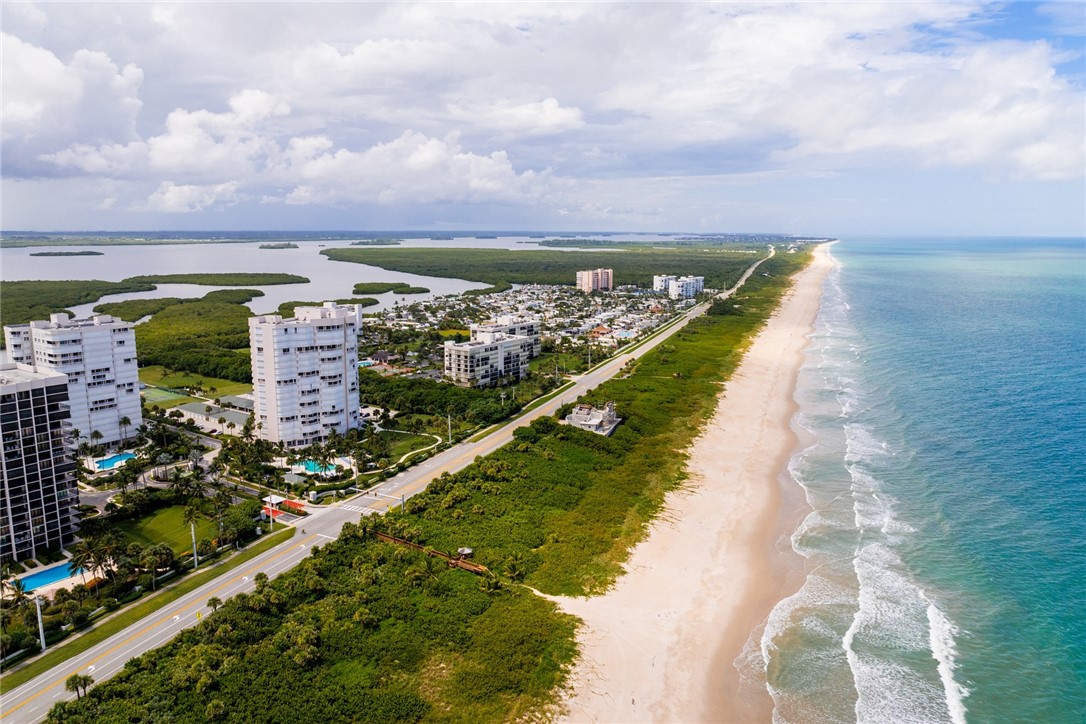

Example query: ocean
[749,237,1086,723]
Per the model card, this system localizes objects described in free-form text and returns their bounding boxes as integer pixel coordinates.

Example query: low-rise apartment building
[444,316,541,387]
[444,332,536,387]
[668,275,705,299]
[653,275,678,292]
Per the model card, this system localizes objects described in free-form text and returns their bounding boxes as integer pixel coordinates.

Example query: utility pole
[447,413,452,443]
[191,522,199,569]
[35,596,47,651]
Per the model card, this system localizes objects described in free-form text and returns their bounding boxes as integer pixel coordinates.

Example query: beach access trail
[554,243,835,723]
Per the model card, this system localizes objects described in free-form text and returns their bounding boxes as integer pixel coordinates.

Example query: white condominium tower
[4,313,141,447]
[249,302,363,448]
[0,363,79,563]
[576,268,614,293]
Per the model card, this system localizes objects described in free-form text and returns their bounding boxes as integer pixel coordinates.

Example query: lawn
[115,505,219,554]
[380,430,438,460]
[139,366,252,397]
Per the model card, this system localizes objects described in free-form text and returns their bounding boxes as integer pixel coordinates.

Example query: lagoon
[0,234,677,317]
[1,241,488,317]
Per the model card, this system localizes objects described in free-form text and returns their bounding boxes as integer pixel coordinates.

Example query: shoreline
[553,243,835,722]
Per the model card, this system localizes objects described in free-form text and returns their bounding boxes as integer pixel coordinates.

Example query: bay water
[750,237,1085,722]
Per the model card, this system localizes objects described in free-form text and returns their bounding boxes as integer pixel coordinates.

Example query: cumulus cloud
[447,97,584,136]
[2,33,142,165]
[4,2,1083,229]
[283,130,546,205]
[147,181,239,212]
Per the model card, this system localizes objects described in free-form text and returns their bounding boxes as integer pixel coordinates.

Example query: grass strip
[0,528,296,693]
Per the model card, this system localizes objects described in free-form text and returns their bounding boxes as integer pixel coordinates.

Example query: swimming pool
[19,562,83,591]
[95,452,136,471]
[302,460,336,474]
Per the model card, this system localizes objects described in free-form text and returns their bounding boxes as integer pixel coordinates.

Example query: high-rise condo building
[0,363,79,563]
[249,302,363,448]
[4,313,142,447]
[576,268,614,293]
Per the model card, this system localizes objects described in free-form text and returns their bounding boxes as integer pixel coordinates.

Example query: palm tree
[118,416,132,443]
[156,452,172,479]
[184,505,201,569]
[140,547,159,590]
[5,578,29,611]
[207,596,222,612]
[89,429,104,454]
[68,543,92,586]
[65,673,94,700]
[217,417,227,433]
[70,584,89,607]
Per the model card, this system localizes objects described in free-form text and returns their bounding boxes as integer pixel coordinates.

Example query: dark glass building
[0,363,79,563]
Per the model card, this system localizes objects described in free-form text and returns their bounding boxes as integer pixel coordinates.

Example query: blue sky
[2,1,1083,236]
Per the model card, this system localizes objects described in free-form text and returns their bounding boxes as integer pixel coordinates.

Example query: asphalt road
[0,248,772,722]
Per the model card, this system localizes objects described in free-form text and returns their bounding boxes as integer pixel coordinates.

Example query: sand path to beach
[552,243,835,723]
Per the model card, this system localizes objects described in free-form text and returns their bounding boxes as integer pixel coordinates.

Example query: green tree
[65,673,94,700]
[183,506,201,569]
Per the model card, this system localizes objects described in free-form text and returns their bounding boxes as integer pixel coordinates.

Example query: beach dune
[554,244,834,723]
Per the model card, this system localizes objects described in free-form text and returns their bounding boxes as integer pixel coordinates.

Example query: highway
[0,248,772,722]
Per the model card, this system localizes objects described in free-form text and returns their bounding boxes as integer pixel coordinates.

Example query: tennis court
[141,386,188,404]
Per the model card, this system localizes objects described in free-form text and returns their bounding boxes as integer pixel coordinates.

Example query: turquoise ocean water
[746,237,1085,723]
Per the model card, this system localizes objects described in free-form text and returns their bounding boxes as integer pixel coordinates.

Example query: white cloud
[448,97,584,136]
[2,33,142,146]
[4,2,1083,232]
[147,181,239,213]
[283,130,546,205]
[146,90,289,177]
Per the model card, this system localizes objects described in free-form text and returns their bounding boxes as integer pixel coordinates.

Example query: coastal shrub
[46,535,576,723]
[135,301,254,382]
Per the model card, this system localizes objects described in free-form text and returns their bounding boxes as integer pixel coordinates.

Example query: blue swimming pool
[95,452,135,470]
[20,562,83,592]
[302,459,336,473]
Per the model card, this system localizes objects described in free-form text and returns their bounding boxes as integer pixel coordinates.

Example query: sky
[2,1,1084,236]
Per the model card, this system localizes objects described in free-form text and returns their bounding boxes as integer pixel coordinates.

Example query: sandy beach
[555,243,835,723]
